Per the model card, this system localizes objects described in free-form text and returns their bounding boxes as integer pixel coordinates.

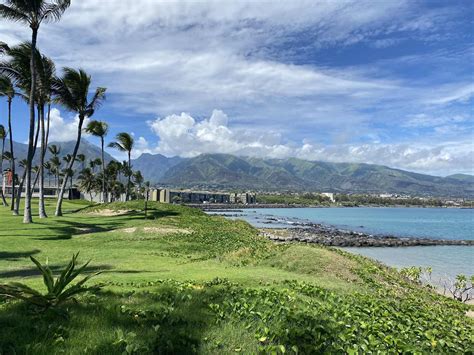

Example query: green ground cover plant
[0,199,472,354]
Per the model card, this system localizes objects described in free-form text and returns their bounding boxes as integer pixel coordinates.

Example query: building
[229,192,257,204]
[151,189,231,204]
[321,192,335,203]
[150,188,257,205]
[2,169,80,199]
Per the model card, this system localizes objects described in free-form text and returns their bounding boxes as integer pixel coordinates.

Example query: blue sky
[0,0,473,176]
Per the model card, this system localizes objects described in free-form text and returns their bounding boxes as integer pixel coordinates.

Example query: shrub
[0,253,101,310]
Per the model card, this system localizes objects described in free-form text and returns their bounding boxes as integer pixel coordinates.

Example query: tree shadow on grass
[33,210,182,241]
[0,250,40,261]
[33,219,128,241]
[0,284,229,354]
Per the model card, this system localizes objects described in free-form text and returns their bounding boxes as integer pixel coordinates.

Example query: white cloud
[2,1,472,175]
[141,110,474,175]
[48,108,90,142]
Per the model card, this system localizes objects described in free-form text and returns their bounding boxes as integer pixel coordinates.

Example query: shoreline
[259,225,474,247]
[190,203,473,210]
[204,208,474,248]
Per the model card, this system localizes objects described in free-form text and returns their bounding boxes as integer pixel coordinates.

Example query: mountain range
[3,140,473,197]
[133,152,473,198]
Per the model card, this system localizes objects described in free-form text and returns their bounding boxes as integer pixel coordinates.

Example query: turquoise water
[247,207,474,240]
[211,207,473,279]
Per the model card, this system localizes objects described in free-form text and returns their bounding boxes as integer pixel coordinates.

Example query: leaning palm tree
[0,0,71,223]
[109,133,134,201]
[0,75,16,209]
[53,68,106,216]
[0,124,7,206]
[85,120,108,203]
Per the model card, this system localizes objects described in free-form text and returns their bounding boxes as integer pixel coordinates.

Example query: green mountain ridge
[4,140,473,197]
[146,153,473,198]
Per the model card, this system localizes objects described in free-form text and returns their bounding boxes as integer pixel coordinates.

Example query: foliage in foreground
[0,253,100,310]
[1,277,471,354]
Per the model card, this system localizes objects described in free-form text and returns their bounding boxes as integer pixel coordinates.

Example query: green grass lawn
[0,199,472,354]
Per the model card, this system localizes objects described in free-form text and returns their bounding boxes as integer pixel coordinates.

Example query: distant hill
[131,153,183,181]
[134,153,474,198]
[446,174,474,183]
[3,140,472,197]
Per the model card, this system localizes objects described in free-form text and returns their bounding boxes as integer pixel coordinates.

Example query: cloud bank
[138,110,474,176]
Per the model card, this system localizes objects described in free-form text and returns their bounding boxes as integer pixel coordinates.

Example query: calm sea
[209,207,474,280]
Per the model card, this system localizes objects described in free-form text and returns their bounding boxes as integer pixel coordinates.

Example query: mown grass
[0,199,472,354]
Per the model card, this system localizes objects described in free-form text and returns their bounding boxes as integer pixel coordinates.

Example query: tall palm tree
[1,43,43,215]
[0,75,16,210]
[109,133,134,201]
[53,68,106,216]
[0,0,71,223]
[85,120,108,203]
[36,53,55,218]
[0,124,7,206]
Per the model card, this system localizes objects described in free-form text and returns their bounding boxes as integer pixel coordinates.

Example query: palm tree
[89,158,102,174]
[76,153,85,170]
[36,53,55,218]
[85,120,108,203]
[133,170,143,198]
[0,75,16,210]
[48,144,60,188]
[0,0,71,223]
[62,153,74,191]
[109,133,134,201]
[53,68,106,216]
[0,124,7,206]
[43,161,52,187]
[77,167,96,202]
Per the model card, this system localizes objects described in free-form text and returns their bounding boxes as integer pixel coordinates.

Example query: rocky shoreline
[260,222,474,247]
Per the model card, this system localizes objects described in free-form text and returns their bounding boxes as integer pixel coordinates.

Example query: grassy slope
[0,199,472,354]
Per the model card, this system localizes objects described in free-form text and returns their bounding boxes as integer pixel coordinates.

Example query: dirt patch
[88,209,132,217]
[143,227,192,235]
[121,227,137,233]
[466,310,474,318]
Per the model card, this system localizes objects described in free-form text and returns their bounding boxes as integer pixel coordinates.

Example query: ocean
[208,207,473,280]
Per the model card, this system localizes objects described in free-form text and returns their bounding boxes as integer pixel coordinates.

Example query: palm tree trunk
[39,104,47,218]
[8,98,15,210]
[14,169,27,215]
[55,116,84,216]
[23,27,38,223]
[16,110,41,216]
[126,152,131,201]
[101,137,106,203]
[45,104,51,147]
[0,136,7,206]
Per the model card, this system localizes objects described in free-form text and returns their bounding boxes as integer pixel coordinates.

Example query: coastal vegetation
[0,199,472,353]
[257,193,472,208]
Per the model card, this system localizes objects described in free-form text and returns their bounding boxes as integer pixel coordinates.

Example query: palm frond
[0,4,30,24]
[108,141,126,152]
[42,0,71,23]
[0,41,9,54]
[85,87,106,117]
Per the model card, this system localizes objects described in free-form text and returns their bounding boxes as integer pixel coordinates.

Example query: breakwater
[261,223,474,247]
